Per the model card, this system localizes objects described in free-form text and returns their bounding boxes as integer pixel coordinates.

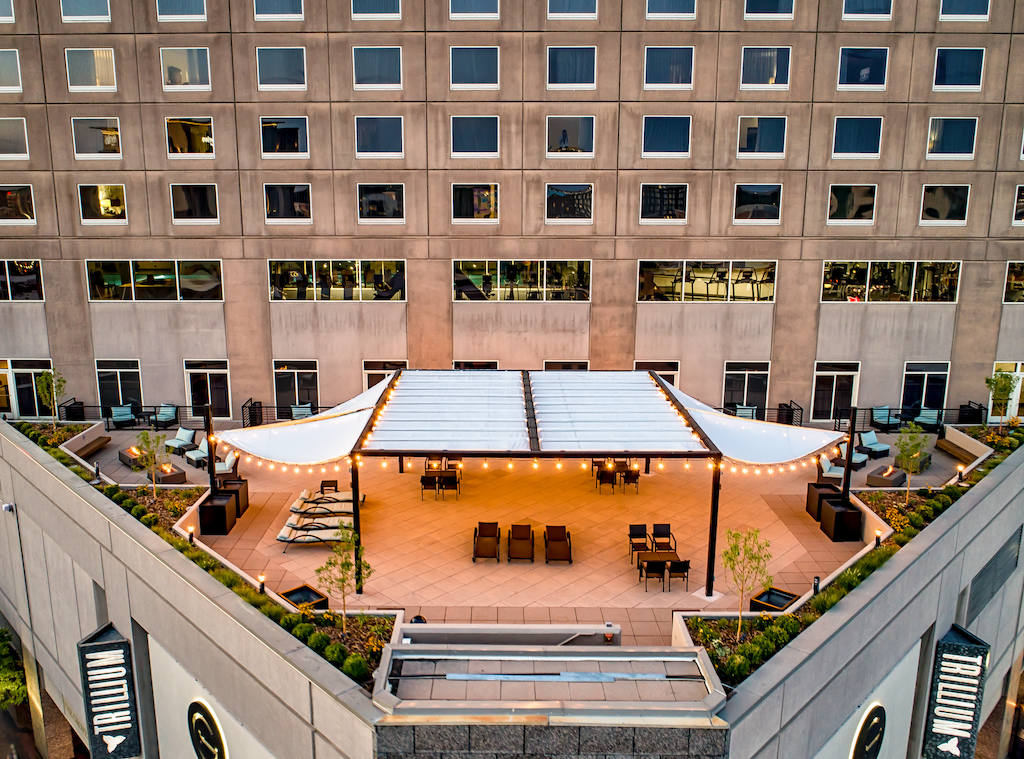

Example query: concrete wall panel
[0,303,49,358]
[996,306,1024,360]
[452,302,590,369]
[424,32,524,101]
[329,33,427,102]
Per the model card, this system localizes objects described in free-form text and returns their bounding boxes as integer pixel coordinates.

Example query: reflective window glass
[828,184,876,225]
[166,117,214,157]
[0,118,27,159]
[867,262,913,302]
[920,185,970,225]
[170,184,218,224]
[832,117,882,158]
[1,261,42,300]
[79,184,126,224]
[740,47,789,89]
[927,117,977,158]
[843,0,891,17]
[451,116,499,157]
[737,117,786,157]
[352,0,399,17]
[1015,186,1024,227]
[161,48,210,90]
[934,48,984,90]
[87,261,131,300]
[549,0,596,18]
[61,0,110,22]
[355,116,403,157]
[685,261,729,302]
[1004,262,1024,303]
[452,184,498,223]
[913,262,959,302]
[547,47,596,89]
[157,0,206,20]
[546,184,593,222]
[837,47,888,89]
[132,261,177,300]
[361,260,405,301]
[314,260,360,301]
[264,184,311,223]
[450,0,497,16]
[642,116,690,157]
[269,260,314,300]
[546,116,593,157]
[644,47,693,89]
[500,261,542,300]
[545,261,590,301]
[255,0,302,19]
[178,260,222,300]
[640,184,687,224]
[734,184,782,224]
[256,47,306,90]
[451,47,498,89]
[357,184,404,222]
[940,0,988,19]
[453,260,499,301]
[638,261,683,301]
[260,116,308,157]
[821,262,868,301]
[730,262,775,302]
[72,117,120,159]
[353,47,402,90]
[0,186,33,224]
[65,48,116,91]
[646,0,694,17]
[0,50,21,92]
[744,0,793,16]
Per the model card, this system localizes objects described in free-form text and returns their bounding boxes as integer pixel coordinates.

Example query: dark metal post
[705,457,723,597]
[205,404,217,495]
[398,457,404,473]
[842,406,856,506]
[351,462,362,594]
[644,457,650,474]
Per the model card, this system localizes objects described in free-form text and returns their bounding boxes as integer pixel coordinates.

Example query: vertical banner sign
[77,623,142,759]
[922,624,990,759]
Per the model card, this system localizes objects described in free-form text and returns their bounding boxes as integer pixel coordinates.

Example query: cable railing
[58,398,213,431]
[715,401,804,426]
[831,401,986,433]
[241,399,334,427]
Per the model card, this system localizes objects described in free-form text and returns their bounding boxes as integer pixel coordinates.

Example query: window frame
[547,0,597,21]
[0,0,14,23]
[169,183,220,226]
[545,115,595,159]
[0,49,22,93]
[836,46,889,92]
[641,115,691,159]
[722,360,771,411]
[841,0,891,20]
[61,0,111,24]
[157,0,206,22]
[450,114,500,159]
[352,46,403,92]
[739,46,791,91]
[732,183,783,226]
[0,260,44,299]
[546,45,597,91]
[743,0,793,21]
[643,46,694,91]
[926,116,978,161]
[95,358,144,411]
[451,260,592,302]
[351,0,400,20]
[259,115,310,160]
[78,183,127,226]
[255,46,307,92]
[159,47,212,92]
[0,117,28,161]
[645,0,695,20]
[818,260,962,304]
[65,48,117,93]
[181,358,232,420]
[449,46,500,91]
[356,183,406,225]
[830,115,883,160]
[0,185,36,226]
[253,0,303,22]
[164,116,215,160]
[354,115,404,160]
[1012,187,1024,227]
[1003,262,1024,303]
[826,183,877,227]
[545,183,594,225]
[933,47,985,92]
[736,115,787,160]
[263,182,313,225]
[451,182,500,225]
[919,184,971,227]
[70,116,121,161]
[638,183,688,226]
[939,0,989,22]
[449,0,498,19]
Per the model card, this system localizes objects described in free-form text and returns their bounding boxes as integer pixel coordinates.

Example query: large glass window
[635,360,678,386]
[132,260,177,300]
[0,0,13,22]
[685,261,730,301]
[837,47,888,90]
[96,359,143,414]
[71,117,120,159]
[548,0,595,18]
[453,260,589,301]
[270,261,405,301]
[734,184,782,224]
[450,0,497,18]
[256,47,306,91]
[1004,263,1024,303]
[452,184,498,224]
[640,184,687,225]
[740,47,790,90]
[723,362,770,413]
[160,48,210,91]
[737,116,786,158]
[866,261,914,301]
[184,360,230,418]
[913,262,959,302]
[269,260,314,300]
[178,261,222,300]
[0,186,34,225]
[638,261,683,301]
[451,116,499,158]
[927,117,977,159]
[842,0,891,19]
[0,50,22,93]
[637,261,776,302]
[646,0,694,19]
[939,0,988,21]
[157,0,206,21]
[546,116,594,158]
[274,360,318,413]
[79,184,126,224]
[0,261,43,300]
[546,184,593,223]
[821,261,868,301]
[87,260,222,301]
[355,116,403,158]
[166,117,214,157]
[450,47,498,90]
[170,184,218,224]
[642,116,691,158]
[0,118,27,160]
[547,47,596,90]
[1015,187,1024,228]
[260,116,308,158]
[902,362,949,410]
[352,0,399,18]
[812,362,859,422]
[264,184,311,224]
[744,0,793,18]
[65,48,116,92]
[828,184,876,225]
[644,47,693,90]
[61,0,110,22]
[357,184,404,223]
[3,360,54,417]
[821,261,959,302]
[255,0,302,20]
[353,47,402,90]
[920,185,970,226]
[87,260,131,299]
[934,48,984,91]
[832,116,882,159]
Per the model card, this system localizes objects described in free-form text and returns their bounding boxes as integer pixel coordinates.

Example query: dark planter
[820,499,863,542]
[220,478,249,517]
[806,482,841,521]
[281,584,329,610]
[199,492,237,535]
[750,586,800,612]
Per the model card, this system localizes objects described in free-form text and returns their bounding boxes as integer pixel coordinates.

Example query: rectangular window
[828,184,876,225]
[646,0,694,19]
[260,116,308,158]
[867,262,909,302]
[0,0,13,22]
[256,47,306,91]
[730,262,775,302]
[160,48,210,91]
[96,359,143,413]
[645,262,776,303]
[0,186,34,225]
[355,116,403,159]
[0,118,27,160]
[737,116,786,158]
[178,260,222,300]
[0,50,21,93]
[640,184,687,225]
[635,360,679,386]
[454,260,589,302]
[364,359,406,389]
[832,116,882,159]
[547,47,596,90]
[927,117,977,160]
[65,48,116,92]
[545,261,590,301]
[842,0,891,19]
[822,261,959,302]
[545,361,589,371]
[170,184,218,225]
[453,260,499,300]
[685,261,729,301]
[821,261,868,301]
[274,360,318,410]
[357,183,404,224]
[837,47,888,90]
[934,48,984,91]
[450,0,497,18]
[365,262,406,301]
[546,184,593,224]
[644,47,693,90]
[72,117,120,159]
[812,362,860,422]
[455,361,499,370]
[157,0,206,22]
[166,117,214,158]
[87,260,131,299]
[452,183,498,224]
[967,527,1022,625]
[272,260,406,303]
[264,183,311,224]
[450,47,499,90]
[1004,262,1024,303]
[353,47,402,90]
[254,0,302,20]
[451,115,499,158]
[352,0,399,18]
[740,47,790,90]
[734,184,782,225]
[546,115,594,158]
[0,261,43,300]
[940,0,988,21]
[132,260,177,300]
[638,261,682,301]
[920,184,970,226]
[269,260,314,300]
[61,0,110,22]
[548,0,596,20]
[642,115,691,158]
[724,362,770,411]
[744,0,793,19]
[79,184,126,225]
[85,259,223,301]
[5,360,54,417]
[913,262,959,302]
[1015,187,1024,227]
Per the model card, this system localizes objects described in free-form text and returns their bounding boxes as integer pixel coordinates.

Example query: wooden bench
[74,436,110,460]
[936,438,976,465]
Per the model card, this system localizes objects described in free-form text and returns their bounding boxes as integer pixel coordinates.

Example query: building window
[862,261,913,302]
[254,0,302,21]
[734,184,782,225]
[160,48,210,91]
[270,260,405,301]
[96,359,143,413]
[0,261,43,300]
[546,184,593,224]
[184,360,230,418]
[157,0,206,22]
[645,0,694,19]
[0,0,13,22]
[546,115,594,158]
[939,0,988,21]
[812,362,859,422]
[547,47,596,90]
[744,0,793,19]
[821,261,959,302]
[831,116,882,159]
[256,47,306,91]
[644,47,693,90]
[920,184,969,226]
[454,360,499,370]
[451,115,499,158]
[170,184,218,225]
[269,261,313,300]
[453,260,590,301]
[1014,187,1024,227]
[450,0,497,18]
[737,116,786,158]
[79,184,126,225]
[740,47,790,90]
[902,362,949,410]
[71,117,120,159]
[641,116,691,158]
[353,47,402,91]
[130,260,177,299]
[640,184,687,225]
[723,362,770,414]
[450,47,499,90]
[837,47,888,90]
[548,0,596,20]
[65,48,116,92]
[352,0,399,18]
[927,117,977,160]
[61,0,110,23]
[357,183,405,224]
[452,183,499,224]
[354,116,403,159]
[264,184,311,224]
[545,361,589,371]
[274,360,318,412]
[260,116,308,158]
[1,359,53,417]
[914,262,960,302]
[842,0,890,19]
[934,48,984,91]
[1004,262,1024,303]
[0,50,22,93]
[0,118,27,160]
[828,184,876,225]
[638,260,775,302]
[166,117,214,158]
[0,186,34,225]
[87,259,223,301]
[635,360,679,386]
[364,360,405,389]
[178,261,222,299]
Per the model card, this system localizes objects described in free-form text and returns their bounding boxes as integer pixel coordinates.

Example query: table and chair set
[421,456,462,499]
[628,524,690,592]
[594,459,641,494]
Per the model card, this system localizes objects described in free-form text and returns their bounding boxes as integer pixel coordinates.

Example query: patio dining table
[635,551,680,580]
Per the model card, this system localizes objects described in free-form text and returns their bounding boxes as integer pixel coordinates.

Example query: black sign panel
[77,623,142,759]
[922,624,991,759]
[188,700,227,759]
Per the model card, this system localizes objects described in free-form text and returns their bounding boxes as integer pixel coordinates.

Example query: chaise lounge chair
[869,406,900,433]
[185,438,209,468]
[473,522,500,562]
[544,526,572,564]
[856,430,890,459]
[284,513,353,531]
[290,490,362,516]
[276,525,344,552]
[508,524,535,562]
[165,427,196,455]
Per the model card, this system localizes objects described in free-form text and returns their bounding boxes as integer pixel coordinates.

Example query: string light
[707,462,713,469]
[269,463,275,470]
[507,460,514,470]
[657,459,665,470]
[308,467,313,474]
[246,456,252,463]
[580,462,587,470]
[767,467,773,475]
[755,468,761,476]
[357,460,363,467]
[257,460,263,467]
[556,460,563,470]
[742,468,748,475]
[684,462,690,469]
[381,460,388,468]
[334,464,340,472]
[483,460,489,469]
[791,464,797,471]
[532,459,539,470]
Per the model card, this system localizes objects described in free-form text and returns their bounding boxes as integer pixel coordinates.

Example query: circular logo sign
[188,701,227,759]
[852,704,886,759]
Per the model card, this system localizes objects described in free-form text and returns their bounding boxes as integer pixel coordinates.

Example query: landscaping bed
[13,421,90,447]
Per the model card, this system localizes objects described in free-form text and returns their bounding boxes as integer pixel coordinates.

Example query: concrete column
[589,258,636,370]
[406,257,452,369]
[947,261,1004,409]
[767,259,822,411]
[223,256,274,418]
[42,258,96,405]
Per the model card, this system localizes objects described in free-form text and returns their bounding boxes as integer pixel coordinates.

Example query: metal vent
[967,525,1022,625]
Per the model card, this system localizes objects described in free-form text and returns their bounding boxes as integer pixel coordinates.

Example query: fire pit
[866,465,907,488]
[155,462,186,484]
[118,446,143,467]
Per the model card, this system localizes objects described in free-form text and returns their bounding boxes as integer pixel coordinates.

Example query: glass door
[274,360,319,416]
[901,362,949,411]
[988,362,1024,425]
[10,359,53,417]
[812,362,860,422]
[185,360,231,418]
[363,360,406,390]
[0,360,12,415]
[96,359,143,415]
[723,361,770,416]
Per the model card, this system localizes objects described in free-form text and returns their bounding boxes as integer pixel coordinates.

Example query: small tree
[315,526,373,639]
[34,369,66,434]
[720,528,772,642]
[0,629,28,709]
[985,371,1021,434]
[133,431,168,502]
[895,422,928,504]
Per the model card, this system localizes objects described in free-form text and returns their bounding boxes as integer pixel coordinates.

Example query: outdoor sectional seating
[837,443,868,471]
[856,431,890,459]
[914,408,943,432]
[185,438,209,468]
[154,403,178,430]
[816,454,845,484]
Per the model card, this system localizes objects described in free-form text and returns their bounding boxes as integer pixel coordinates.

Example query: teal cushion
[861,430,878,446]
[156,403,177,420]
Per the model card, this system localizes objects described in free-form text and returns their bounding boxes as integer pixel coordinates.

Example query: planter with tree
[721,528,773,641]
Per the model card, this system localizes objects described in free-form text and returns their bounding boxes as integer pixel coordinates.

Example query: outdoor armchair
[651,524,676,553]
[508,524,535,562]
[597,469,616,494]
[667,560,690,591]
[837,443,868,471]
[291,403,313,419]
[628,524,649,559]
[816,454,844,484]
[185,438,209,468]
[544,526,572,563]
[914,408,942,432]
[154,403,178,430]
[623,469,640,493]
[734,405,757,419]
[641,560,666,592]
[473,522,500,562]
[109,405,136,430]
[214,451,239,482]
[165,427,195,455]
[856,431,890,459]
[869,406,900,433]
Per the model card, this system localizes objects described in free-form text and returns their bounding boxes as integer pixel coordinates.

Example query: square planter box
[281,584,329,610]
[820,499,863,543]
[806,482,841,521]
[750,586,800,612]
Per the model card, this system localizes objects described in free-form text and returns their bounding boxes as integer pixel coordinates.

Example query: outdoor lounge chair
[837,443,868,471]
[628,524,649,558]
[667,560,690,591]
[651,524,677,552]
[154,403,178,430]
[816,454,844,484]
[544,526,572,564]
[289,497,357,517]
[597,469,616,494]
[856,431,890,459]
[473,522,500,562]
[214,451,239,483]
[508,524,535,562]
[641,560,666,591]
[734,405,757,419]
[623,469,640,493]
[438,473,459,499]
[276,525,342,552]
[165,427,196,455]
[420,475,438,500]
[914,408,943,432]
[285,513,353,531]
[109,405,137,430]
[185,438,209,468]
[870,406,901,432]
[291,403,313,419]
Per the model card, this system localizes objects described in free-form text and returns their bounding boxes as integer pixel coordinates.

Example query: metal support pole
[351,462,362,594]
[205,404,217,495]
[398,457,404,474]
[644,457,650,474]
[842,406,857,507]
[705,458,723,597]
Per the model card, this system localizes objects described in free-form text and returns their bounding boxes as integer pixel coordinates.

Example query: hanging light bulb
[580,461,587,470]
[707,462,713,469]
[556,460,563,470]
[334,464,340,472]
[768,467,774,475]
[755,468,761,476]
[246,456,252,463]
[507,460,514,470]
[308,467,313,474]
[269,463,275,470]
[257,460,263,467]
[657,459,665,470]
[684,462,690,469]
[742,467,748,475]
[357,460,363,467]
[320,466,326,473]
[532,459,539,470]
[293,467,299,474]
[381,460,388,468]
[791,464,797,471]
[483,460,489,469]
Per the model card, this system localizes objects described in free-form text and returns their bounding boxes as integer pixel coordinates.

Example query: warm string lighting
[532,459,539,470]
